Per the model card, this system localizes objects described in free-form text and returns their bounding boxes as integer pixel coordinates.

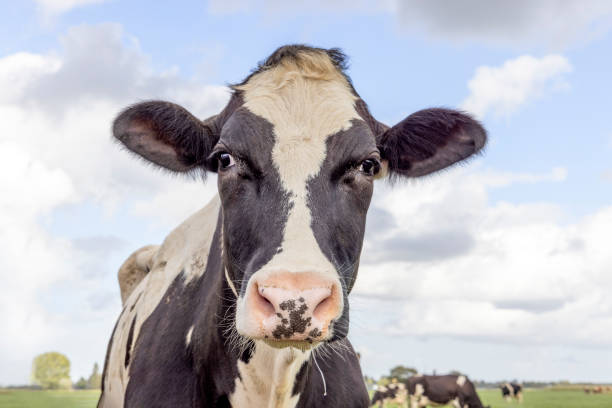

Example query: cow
[371,382,408,407]
[408,375,489,408]
[98,44,486,408]
[500,383,523,403]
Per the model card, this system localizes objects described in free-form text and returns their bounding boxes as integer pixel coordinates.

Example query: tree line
[30,352,101,390]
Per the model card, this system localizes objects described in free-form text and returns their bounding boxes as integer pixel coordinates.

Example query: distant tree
[378,377,391,387]
[74,377,88,389]
[87,362,102,389]
[449,370,465,377]
[31,352,71,390]
[389,365,418,381]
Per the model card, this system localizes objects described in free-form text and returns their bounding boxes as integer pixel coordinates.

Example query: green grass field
[372,388,612,408]
[2,388,612,407]
[479,388,612,408]
[0,390,100,408]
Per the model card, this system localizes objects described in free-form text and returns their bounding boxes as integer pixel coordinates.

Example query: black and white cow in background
[371,382,408,407]
[98,45,486,408]
[500,383,523,403]
[408,375,490,408]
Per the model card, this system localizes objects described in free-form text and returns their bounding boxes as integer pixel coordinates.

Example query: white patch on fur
[235,50,359,335]
[99,196,220,408]
[186,325,194,347]
[457,375,466,387]
[229,341,310,408]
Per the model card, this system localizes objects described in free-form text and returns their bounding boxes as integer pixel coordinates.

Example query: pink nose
[248,272,341,342]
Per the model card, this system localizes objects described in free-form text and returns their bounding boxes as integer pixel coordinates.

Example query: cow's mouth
[262,338,321,351]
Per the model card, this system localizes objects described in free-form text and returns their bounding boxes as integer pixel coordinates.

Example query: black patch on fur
[307,120,378,341]
[292,361,309,397]
[354,98,388,138]
[216,110,291,296]
[124,313,137,368]
[295,340,370,407]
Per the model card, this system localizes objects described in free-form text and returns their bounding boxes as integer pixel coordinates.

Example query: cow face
[113,45,486,350]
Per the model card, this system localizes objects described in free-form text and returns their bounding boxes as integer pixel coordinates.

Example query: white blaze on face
[234,53,360,335]
[456,375,466,387]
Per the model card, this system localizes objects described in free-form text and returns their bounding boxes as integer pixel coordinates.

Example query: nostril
[312,294,333,321]
[254,284,275,317]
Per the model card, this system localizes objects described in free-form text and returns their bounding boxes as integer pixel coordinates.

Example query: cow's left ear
[377,108,486,178]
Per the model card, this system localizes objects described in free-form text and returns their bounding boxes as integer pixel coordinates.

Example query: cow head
[113,45,486,350]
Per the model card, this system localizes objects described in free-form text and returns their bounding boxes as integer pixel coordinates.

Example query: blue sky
[1,0,612,385]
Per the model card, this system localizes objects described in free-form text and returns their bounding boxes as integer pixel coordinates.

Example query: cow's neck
[229,341,310,408]
[215,248,312,407]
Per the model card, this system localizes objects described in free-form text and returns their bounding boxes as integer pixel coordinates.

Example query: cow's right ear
[113,101,218,173]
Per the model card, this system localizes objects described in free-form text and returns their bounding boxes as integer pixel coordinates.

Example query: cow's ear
[378,108,486,178]
[113,101,218,173]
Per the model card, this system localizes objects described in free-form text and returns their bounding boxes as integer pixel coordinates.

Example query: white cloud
[460,55,572,119]
[0,23,228,384]
[391,1,612,48]
[475,166,568,187]
[35,0,107,16]
[0,143,79,380]
[207,0,612,49]
[207,0,393,15]
[355,166,612,347]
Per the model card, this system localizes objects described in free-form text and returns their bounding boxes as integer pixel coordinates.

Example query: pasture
[0,390,100,408]
[478,388,612,408]
[2,388,612,408]
[372,388,612,408]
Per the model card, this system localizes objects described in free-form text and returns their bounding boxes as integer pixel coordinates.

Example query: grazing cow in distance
[500,383,523,403]
[371,382,408,407]
[98,44,487,407]
[408,374,490,408]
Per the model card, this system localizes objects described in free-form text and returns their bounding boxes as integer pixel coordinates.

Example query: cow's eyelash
[331,154,380,181]
[209,148,264,178]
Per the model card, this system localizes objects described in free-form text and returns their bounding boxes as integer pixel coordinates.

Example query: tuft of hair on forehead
[234,44,354,91]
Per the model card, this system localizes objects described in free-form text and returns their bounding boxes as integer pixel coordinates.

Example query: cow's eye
[218,153,235,170]
[359,158,380,176]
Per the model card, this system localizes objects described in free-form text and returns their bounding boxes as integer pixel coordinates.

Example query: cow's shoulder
[118,245,159,305]
[153,194,221,284]
[116,195,221,305]
[100,196,222,408]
